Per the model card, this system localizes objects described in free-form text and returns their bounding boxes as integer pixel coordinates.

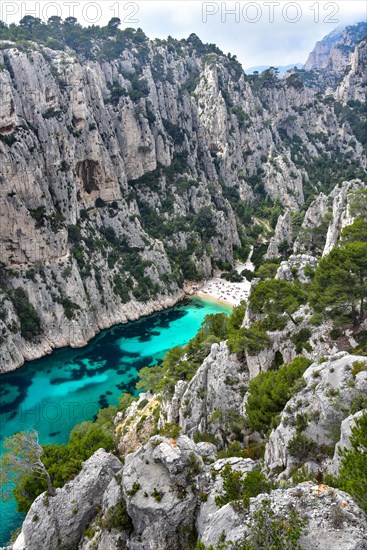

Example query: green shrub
[337,412,367,514]
[329,327,342,340]
[244,498,308,549]
[11,288,42,341]
[29,205,47,227]
[13,416,115,514]
[102,500,133,533]
[151,487,163,502]
[126,482,141,496]
[255,263,279,280]
[249,279,307,325]
[95,197,106,208]
[227,323,270,355]
[137,398,149,410]
[287,433,318,463]
[118,393,135,416]
[291,464,315,485]
[216,441,243,459]
[159,422,182,439]
[193,432,219,446]
[242,441,266,460]
[61,298,80,320]
[246,357,311,434]
[291,328,312,354]
[215,465,273,508]
[351,360,367,377]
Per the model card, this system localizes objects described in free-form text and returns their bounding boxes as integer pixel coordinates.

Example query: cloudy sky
[2,1,366,68]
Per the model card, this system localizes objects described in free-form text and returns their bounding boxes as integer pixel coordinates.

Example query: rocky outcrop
[11,443,367,550]
[265,353,367,477]
[336,36,367,104]
[116,392,160,456]
[13,449,123,550]
[276,254,318,283]
[331,409,366,475]
[304,22,367,77]
[200,482,367,549]
[263,154,304,210]
[293,192,330,254]
[323,180,364,256]
[159,342,248,439]
[122,435,203,550]
[0,29,365,372]
[243,302,343,378]
[197,457,256,545]
[293,178,365,257]
[264,210,293,259]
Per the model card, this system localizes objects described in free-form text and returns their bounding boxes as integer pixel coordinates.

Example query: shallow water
[0,297,231,545]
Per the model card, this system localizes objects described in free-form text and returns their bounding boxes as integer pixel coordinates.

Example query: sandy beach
[195,250,255,307]
[195,277,251,307]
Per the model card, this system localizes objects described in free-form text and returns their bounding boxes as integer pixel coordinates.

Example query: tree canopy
[338,412,367,514]
[310,219,367,327]
[0,430,55,501]
[249,279,307,324]
[246,357,311,434]
[1,409,115,514]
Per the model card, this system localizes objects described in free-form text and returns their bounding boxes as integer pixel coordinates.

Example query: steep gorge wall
[0,31,365,372]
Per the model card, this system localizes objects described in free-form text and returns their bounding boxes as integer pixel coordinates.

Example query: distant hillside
[245,63,302,76]
[304,21,367,72]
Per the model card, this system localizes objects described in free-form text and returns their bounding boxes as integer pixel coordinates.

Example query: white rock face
[331,409,366,475]
[160,342,248,439]
[0,33,365,372]
[13,449,123,550]
[265,353,367,477]
[203,482,367,550]
[11,448,367,550]
[265,210,292,259]
[323,180,365,256]
[122,435,203,550]
[336,37,367,104]
[197,457,256,545]
[276,254,318,283]
[304,22,367,77]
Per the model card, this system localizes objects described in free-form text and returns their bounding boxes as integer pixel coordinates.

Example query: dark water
[0,297,231,545]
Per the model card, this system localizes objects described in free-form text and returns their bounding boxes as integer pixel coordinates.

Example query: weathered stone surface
[198,481,367,549]
[197,457,256,544]
[122,435,203,550]
[0,31,365,372]
[331,409,367,475]
[336,31,367,104]
[116,392,160,456]
[265,353,367,477]
[265,210,293,259]
[323,180,365,256]
[276,254,318,283]
[305,22,367,78]
[13,449,123,550]
[160,342,248,439]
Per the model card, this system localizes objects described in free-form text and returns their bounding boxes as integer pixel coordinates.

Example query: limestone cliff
[304,22,367,76]
[0,26,366,372]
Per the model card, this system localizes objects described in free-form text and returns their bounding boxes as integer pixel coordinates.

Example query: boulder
[13,449,122,550]
[122,435,203,550]
[265,353,367,477]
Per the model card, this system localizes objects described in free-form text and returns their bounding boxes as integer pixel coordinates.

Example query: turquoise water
[0,297,231,545]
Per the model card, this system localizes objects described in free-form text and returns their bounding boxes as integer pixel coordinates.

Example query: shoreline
[194,276,251,307]
[0,289,232,375]
[0,290,187,375]
[193,291,234,309]
[1,259,254,374]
